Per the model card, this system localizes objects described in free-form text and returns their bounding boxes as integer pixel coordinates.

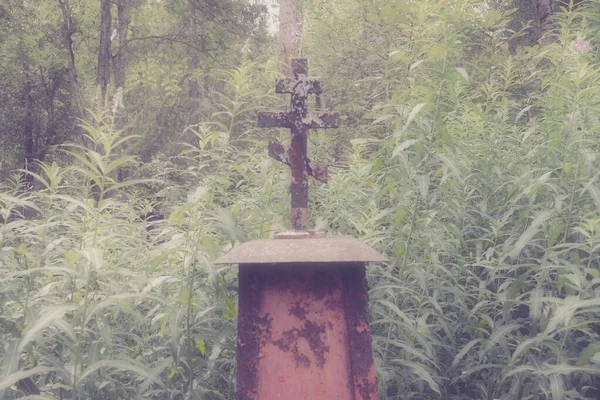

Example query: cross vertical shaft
[258,59,339,230]
[289,120,309,229]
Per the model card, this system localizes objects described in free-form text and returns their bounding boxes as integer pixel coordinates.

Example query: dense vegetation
[2,0,600,399]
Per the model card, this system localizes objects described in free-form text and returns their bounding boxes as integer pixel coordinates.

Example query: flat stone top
[214,235,388,264]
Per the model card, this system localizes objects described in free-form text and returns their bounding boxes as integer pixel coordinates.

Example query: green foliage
[0,0,270,178]
[2,0,600,399]
[0,63,287,399]
[305,0,600,398]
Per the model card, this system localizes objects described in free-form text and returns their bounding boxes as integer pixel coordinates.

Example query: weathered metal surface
[258,111,339,130]
[258,59,339,231]
[343,265,378,400]
[215,236,388,264]
[274,230,325,239]
[236,263,376,400]
[276,77,322,94]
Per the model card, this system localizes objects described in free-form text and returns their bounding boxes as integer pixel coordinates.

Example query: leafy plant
[3,1,600,400]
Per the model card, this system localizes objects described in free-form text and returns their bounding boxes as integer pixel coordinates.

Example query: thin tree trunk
[57,0,83,117]
[536,0,555,35]
[536,0,554,23]
[37,66,57,161]
[277,0,304,76]
[187,0,202,123]
[97,0,112,107]
[534,0,583,40]
[22,73,36,184]
[113,0,132,92]
[188,0,200,101]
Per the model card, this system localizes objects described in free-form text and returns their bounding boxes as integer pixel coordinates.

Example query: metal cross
[258,59,339,231]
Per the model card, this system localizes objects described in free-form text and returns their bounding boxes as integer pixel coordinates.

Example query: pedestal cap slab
[214,235,388,265]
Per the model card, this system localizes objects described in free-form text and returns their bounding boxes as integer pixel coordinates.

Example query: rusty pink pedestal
[216,236,387,400]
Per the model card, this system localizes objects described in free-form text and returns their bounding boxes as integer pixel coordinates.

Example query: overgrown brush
[2,1,600,399]
[0,61,289,399]
[307,0,600,398]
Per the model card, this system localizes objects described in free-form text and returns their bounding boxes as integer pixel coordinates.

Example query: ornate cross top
[258,59,339,231]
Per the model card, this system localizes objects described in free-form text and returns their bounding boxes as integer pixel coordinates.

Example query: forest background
[2,0,600,399]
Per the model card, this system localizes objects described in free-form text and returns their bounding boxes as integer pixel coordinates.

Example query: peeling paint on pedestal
[235,262,377,400]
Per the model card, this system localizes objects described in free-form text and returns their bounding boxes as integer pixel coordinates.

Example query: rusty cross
[258,59,339,231]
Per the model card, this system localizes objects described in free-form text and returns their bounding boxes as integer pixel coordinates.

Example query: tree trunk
[536,0,554,33]
[534,0,583,41]
[37,67,56,161]
[188,0,201,114]
[113,0,132,92]
[57,0,83,117]
[97,0,112,107]
[188,0,200,101]
[22,74,37,184]
[536,0,554,22]
[277,0,304,76]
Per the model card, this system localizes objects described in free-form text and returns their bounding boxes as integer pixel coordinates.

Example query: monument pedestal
[216,236,386,400]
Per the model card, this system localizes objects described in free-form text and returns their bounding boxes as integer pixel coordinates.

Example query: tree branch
[128,35,226,53]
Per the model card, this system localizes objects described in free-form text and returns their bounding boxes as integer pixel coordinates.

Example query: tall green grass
[2,1,600,399]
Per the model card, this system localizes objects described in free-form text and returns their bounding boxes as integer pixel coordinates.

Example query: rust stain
[355,321,369,333]
[271,319,330,368]
[343,264,378,400]
[238,263,356,399]
[236,262,379,399]
[289,301,309,319]
[237,264,263,400]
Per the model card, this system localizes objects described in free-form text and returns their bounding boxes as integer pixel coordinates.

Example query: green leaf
[451,339,482,367]
[403,103,427,132]
[391,360,440,395]
[0,366,55,391]
[18,305,76,354]
[478,324,520,359]
[392,139,418,159]
[515,105,534,123]
[455,67,469,82]
[83,248,103,270]
[372,114,393,125]
[416,174,430,200]
[409,59,426,71]
[179,287,191,306]
[549,373,564,400]
[511,336,539,363]
[507,210,552,259]
[72,291,82,304]
[65,250,84,267]
[194,337,206,356]
[586,184,600,208]
[576,343,600,366]
[76,359,166,388]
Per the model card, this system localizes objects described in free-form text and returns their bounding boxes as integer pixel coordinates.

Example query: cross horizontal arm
[258,111,291,128]
[258,111,340,129]
[276,78,323,95]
